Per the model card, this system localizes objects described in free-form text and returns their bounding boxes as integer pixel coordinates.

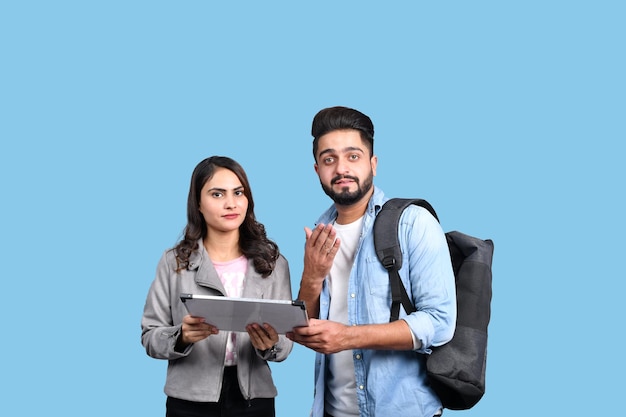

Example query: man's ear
[371,155,378,177]
[314,163,319,174]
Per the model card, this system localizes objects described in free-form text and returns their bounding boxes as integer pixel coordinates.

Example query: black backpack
[373,198,494,410]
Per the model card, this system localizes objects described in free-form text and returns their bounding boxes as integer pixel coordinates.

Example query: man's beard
[321,172,374,206]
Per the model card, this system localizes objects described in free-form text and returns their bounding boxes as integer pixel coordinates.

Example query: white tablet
[180,293,309,334]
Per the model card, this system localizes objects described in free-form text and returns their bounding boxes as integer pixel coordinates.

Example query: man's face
[314,129,377,206]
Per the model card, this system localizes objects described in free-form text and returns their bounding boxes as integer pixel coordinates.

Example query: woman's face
[198,167,249,233]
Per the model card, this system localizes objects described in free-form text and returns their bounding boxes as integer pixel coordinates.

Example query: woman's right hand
[180,314,219,344]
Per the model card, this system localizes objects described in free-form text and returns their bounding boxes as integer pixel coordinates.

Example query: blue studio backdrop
[1,1,624,416]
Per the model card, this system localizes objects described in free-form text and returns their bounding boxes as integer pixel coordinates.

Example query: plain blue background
[1,1,624,415]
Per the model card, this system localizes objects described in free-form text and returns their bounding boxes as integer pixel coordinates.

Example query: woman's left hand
[246,323,279,351]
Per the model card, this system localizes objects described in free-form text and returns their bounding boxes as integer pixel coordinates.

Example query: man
[288,106,457,417]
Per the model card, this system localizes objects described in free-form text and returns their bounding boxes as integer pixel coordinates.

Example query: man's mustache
[332,175,359,184]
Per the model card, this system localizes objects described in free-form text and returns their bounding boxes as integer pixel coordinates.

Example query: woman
[141,156,293,417]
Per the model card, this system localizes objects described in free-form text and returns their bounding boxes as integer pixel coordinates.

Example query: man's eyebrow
[343,146,365,153]
[317,148,336,158]
[318,146,364,159]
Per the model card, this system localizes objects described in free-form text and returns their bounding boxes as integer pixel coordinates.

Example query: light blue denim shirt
[309,186,456,417]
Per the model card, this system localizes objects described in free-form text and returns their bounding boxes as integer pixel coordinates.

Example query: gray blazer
[141,242,293,402]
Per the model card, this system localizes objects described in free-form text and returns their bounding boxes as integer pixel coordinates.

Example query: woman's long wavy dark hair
[174,156,279,277]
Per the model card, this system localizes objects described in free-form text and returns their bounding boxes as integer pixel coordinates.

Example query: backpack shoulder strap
[374,198,440,321]
[374,198,440,269]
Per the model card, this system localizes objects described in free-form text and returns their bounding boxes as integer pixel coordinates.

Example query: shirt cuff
[410,328,420,350]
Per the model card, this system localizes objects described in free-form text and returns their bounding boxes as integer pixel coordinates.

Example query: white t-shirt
[326,216,363,417]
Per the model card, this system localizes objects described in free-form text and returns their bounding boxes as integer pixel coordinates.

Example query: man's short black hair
[311,106,374,160]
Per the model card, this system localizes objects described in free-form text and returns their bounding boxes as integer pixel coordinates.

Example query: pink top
[212,255,248,366]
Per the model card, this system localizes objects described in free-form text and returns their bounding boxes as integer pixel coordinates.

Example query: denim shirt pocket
[363,256,393,324]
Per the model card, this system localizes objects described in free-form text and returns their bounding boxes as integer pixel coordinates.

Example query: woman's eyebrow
[207,185,244,192]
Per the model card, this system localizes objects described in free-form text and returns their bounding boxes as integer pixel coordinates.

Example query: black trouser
[166,366,275,417]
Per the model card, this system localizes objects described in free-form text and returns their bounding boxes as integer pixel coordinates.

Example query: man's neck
[334,188,374,225]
